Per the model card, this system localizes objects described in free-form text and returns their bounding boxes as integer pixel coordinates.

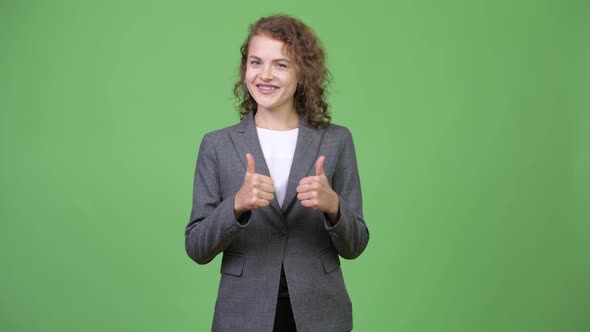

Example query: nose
[260,64,273,80]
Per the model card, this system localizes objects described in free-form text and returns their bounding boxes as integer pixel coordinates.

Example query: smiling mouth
[257,84,279,93]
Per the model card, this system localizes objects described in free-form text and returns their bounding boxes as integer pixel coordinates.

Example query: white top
[256,127,299,207]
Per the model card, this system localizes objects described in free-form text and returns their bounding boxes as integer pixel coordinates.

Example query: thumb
[315,155,325,176]
[246,153,256,174]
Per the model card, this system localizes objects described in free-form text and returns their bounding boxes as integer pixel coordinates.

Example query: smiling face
[245,34,299,116]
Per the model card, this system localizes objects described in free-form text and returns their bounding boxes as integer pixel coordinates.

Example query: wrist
[233,192,247,217]
[326,193,340,223]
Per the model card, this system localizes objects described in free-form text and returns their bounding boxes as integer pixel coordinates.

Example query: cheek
[286,74,298,90]
[244,68,256,82]
[244,72,256,92]
[285,79,298,94]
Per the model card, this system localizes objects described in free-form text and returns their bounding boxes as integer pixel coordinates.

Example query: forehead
[248,34,292,60]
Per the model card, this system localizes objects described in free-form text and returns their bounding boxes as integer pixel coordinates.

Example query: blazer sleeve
[323,127,370,259]
[185,133,251,265]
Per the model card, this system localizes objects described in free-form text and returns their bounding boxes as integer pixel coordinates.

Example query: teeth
[259,86,276,90]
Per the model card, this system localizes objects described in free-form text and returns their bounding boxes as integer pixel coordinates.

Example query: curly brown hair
[233,14,332,129]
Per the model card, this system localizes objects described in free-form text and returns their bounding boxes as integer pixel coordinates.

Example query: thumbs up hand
[296,156,340,222]
[234,153,275,218]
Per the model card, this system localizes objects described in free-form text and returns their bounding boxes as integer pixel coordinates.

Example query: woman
[185,14,369,332]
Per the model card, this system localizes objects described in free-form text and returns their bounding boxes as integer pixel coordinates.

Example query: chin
[254,99,280,110]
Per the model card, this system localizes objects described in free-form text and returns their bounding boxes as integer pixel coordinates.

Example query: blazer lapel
[229,112,283,216]
[281,116,325,213]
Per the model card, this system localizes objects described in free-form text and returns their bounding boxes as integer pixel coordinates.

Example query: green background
[1,0,589,331]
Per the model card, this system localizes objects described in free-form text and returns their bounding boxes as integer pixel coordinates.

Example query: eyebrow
[248,55,291,63]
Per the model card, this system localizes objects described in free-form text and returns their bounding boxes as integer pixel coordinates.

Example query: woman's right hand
[234,153,275,218]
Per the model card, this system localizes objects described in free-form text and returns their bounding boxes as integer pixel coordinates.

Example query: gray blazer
[185,111,369,332]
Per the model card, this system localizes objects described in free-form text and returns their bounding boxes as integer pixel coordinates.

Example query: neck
[254,108,299,131]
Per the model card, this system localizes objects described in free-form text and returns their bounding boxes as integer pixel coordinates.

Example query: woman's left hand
[296,156,340,223]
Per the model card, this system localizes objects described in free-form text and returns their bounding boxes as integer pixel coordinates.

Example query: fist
[234,153,275,218]
[296,156,339,221]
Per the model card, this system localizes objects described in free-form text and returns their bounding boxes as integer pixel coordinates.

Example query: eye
[276,63,288,68]
[249,60,261,65]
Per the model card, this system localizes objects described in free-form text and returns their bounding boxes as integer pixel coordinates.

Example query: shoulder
[321,123,359,161]
[195,120,242,160]
[200,120,242,144]
[322,122,354,143]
